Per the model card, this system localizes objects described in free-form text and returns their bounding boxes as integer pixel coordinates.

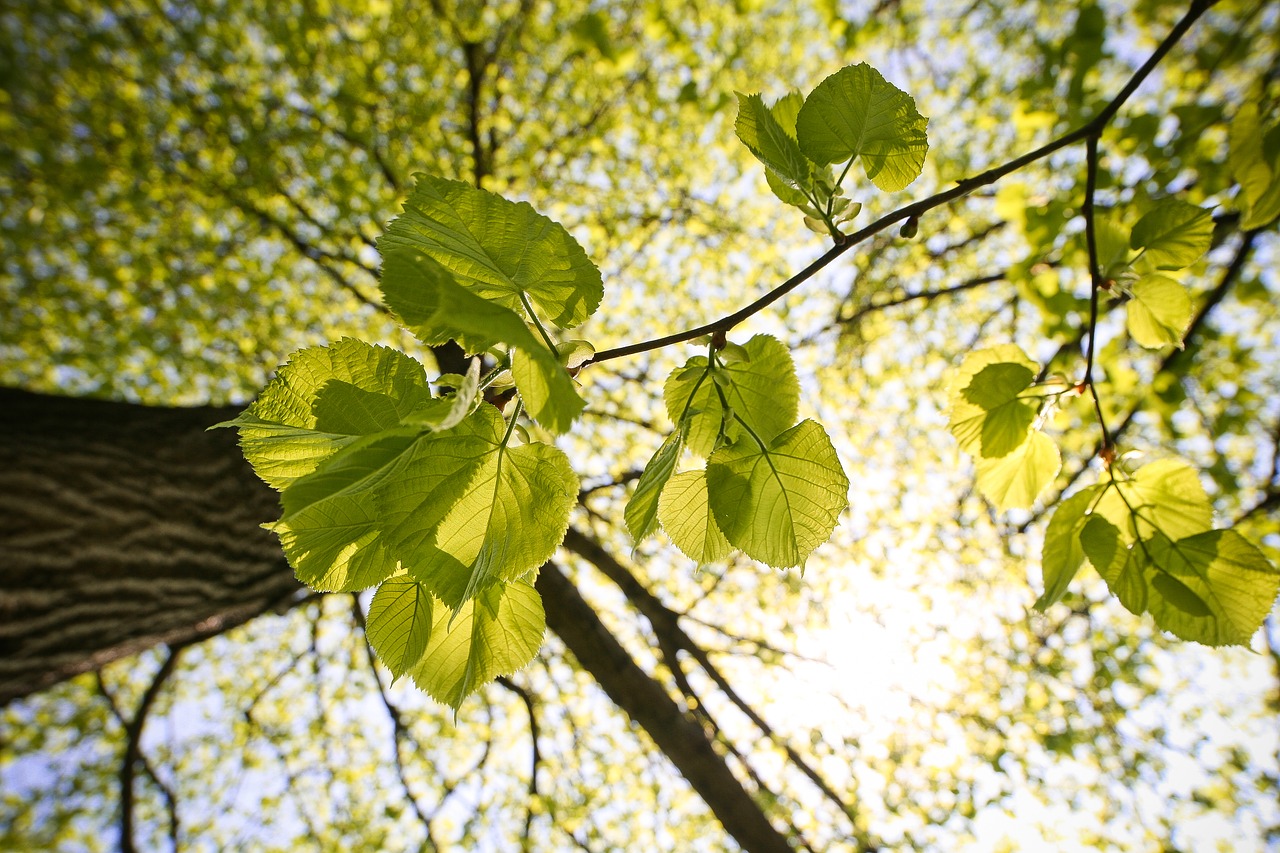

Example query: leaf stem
[519,291,560,355]
[501,399,524,448]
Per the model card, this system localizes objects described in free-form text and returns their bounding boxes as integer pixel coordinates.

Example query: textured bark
[0,385,793,852]
[0,387,303,703]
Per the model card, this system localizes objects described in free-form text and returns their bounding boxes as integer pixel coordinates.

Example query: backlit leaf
[380,247,584,433]
[1091,458,1213,543]
[378,173,603,330]
[1127,274,1191,348]
[664,335,800,457]
[221,338,432,489]
[706,419,848,568]
[1143,530,1280,645]
[658,469,732,564]
[796,63,929,191]
[1130,199,1212,270]
[1080,515,1147,614]
[367,577,435,679]
[974,429,1060,511]
[410,579,545,710]
[736,92,814,203]
[270,431,420,592]
[381,406,578,608]
[625,422,687,542]
[948,345,1039,459]
[1034,484,1103,611]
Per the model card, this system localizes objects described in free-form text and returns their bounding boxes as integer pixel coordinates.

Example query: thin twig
[563,527,877,849]
[1081,135,1114,456]
[496,676,543,851]
[349,599,439,851]
[114,646,187,853]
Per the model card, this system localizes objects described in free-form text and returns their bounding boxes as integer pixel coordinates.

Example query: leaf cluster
[735,63,929,239]
[626,334,849,569]
[220,174,608,709]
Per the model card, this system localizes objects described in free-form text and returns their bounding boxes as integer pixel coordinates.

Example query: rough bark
[0,385,793,853]
[0,387,303,703]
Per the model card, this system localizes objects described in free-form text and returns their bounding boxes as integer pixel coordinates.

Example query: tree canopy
[2,0,1279,851]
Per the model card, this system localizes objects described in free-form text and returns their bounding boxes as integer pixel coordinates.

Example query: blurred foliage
[2,0,1279,850]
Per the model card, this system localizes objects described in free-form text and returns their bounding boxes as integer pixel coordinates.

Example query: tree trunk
[0,387,303,703]
[0,386,793,853]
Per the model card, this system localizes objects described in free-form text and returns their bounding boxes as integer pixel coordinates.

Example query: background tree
[3,0,1279,850]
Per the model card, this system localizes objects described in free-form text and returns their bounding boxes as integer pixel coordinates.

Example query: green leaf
[380,247,584,433]
[223,338,432,489]
[664,335,800,457]
[381,406,578,608]
[378,173,603,330]
[1129,199,1213,270]
[218,415,361,494]
[735,92,814,203]
[1079,515,1280,646]
[410,579,545,710]
[555,339,596,369]
[1229,103,1280,230]
[380,247,530,353]
[1143,530,1280,645]
[268,432,417,592]
[1093,214,1133,281]
[795,63,929,191]
[1080,515,1148,614]
[1126,274,1192,348]
[658,469,732,564]
[625,422,687,542]
[768,90,804,137]
[1034,484,1103,611]
[374,409,503,596]
[663,356,718,455]
[312,380,403,435]
[367,577,436,679]
[510,346,586,435]
[706,419,848,568]
[432,357,482,432]
[961,362,1037,410]
[974,429,1060,511]
[1091,458,1213,544]
[762,92,816,206]
[948,345,1039,459]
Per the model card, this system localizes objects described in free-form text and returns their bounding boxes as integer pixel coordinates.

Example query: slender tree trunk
[0,385,793,853]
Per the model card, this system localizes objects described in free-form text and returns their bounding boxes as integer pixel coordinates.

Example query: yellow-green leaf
[974,429,1060,511]
[410,579,545,710]
[796,63,928,191]
[658,469,732,564]
[706,419,848,569]
[947,344,1040,459]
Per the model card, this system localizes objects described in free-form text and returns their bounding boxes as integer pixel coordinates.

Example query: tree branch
[536,560,794,853]
[349,598,440,851]
[115,645,186,853]
[562,528,877,850]
[1025,226,1263,527]
[226,189,390,316]
[1081,134,1114,456]
[585,0,1217,366]
[496,675,542,850]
